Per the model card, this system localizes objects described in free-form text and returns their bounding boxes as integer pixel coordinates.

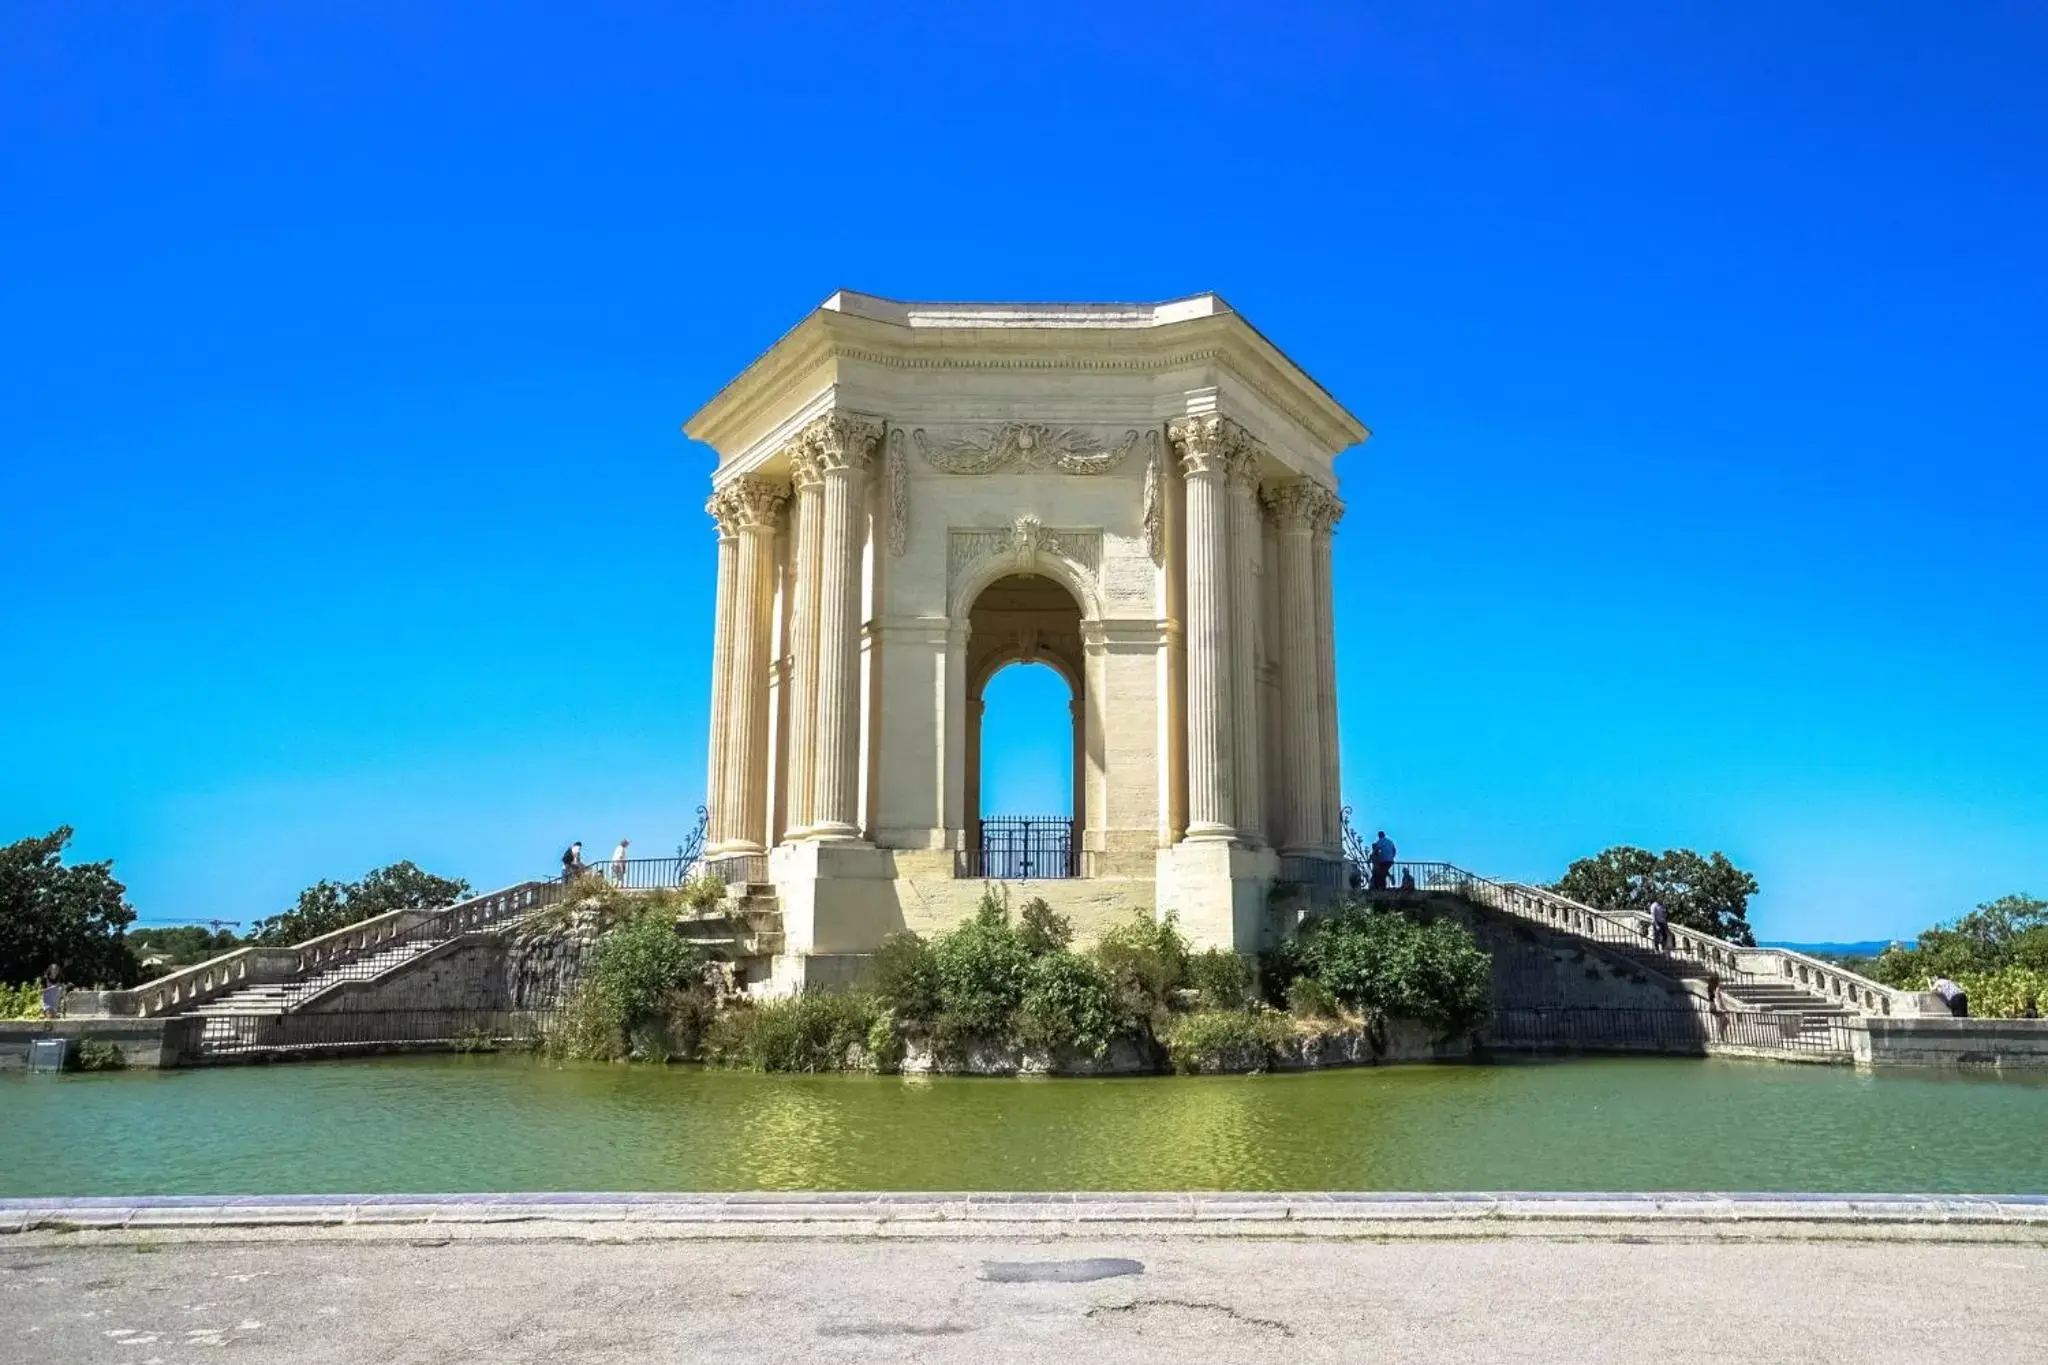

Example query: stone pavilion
[684,292,1366,991]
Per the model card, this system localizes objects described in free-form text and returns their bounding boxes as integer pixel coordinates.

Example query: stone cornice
[684,299,1369,467]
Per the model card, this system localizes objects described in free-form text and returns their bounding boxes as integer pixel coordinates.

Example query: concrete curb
[4,1191,2045,1234]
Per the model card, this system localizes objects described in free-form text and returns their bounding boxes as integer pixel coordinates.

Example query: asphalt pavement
[5,1226,2045,1363]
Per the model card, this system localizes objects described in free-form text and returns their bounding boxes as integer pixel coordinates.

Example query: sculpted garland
[913,422,1140,475]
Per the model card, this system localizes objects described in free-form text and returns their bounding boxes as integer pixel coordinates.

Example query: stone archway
[964,573,1086,877]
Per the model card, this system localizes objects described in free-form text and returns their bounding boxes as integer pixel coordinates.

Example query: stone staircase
[1378,861,1906,1060]
[184,938,454,1049]
[678,884,785,987]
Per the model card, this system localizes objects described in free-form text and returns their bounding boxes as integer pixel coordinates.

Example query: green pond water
[5,1055,2045,1197]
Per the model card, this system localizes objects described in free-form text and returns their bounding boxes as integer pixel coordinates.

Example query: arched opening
[964,573,1086,878]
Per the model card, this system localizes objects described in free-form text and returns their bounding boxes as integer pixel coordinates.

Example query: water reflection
[5,1056,2045,1197]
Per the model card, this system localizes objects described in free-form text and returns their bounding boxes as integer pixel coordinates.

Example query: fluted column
[1311,494,1346,852]
[1266,481,1325,855]
[782,453,825,838]
[1168,416,1237,840]
[804,412,884,841]
[709,477,789,855]
[1226,449,1265,846]
[702,510,740,850]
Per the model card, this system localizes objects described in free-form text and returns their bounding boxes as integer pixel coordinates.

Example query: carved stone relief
[885,428,909,557]
[948,518,1103,603]
[914,422,1139,475]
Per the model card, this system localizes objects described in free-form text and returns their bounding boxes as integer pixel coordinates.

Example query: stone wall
[294,922,599,1015]
[1386,892,1718,1055]
[0,1017,205,1069]
[1854,1016,2048,1070]
[894,874,1155,943]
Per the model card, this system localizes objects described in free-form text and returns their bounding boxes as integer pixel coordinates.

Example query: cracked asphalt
[5,1232,2046,1363]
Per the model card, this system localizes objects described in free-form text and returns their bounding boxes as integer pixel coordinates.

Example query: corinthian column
[1168,415,1238,841]
[1311,494,1346,852]
[708,476,789,854]
[702,506,740,851]
[803,411,884,841]
[782,450,825,838]
[1226,445,1265,846]
[1265,481,1329,855]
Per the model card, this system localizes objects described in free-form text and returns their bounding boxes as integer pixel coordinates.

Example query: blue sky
[3,2,2043,942]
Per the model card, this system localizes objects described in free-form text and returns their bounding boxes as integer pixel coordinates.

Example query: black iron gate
[976,816,1077,879]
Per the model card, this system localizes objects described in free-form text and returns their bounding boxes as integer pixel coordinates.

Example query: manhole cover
[981,1258,1144,1284]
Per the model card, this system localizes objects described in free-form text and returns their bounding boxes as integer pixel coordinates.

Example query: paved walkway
[5,1225,2046,1363]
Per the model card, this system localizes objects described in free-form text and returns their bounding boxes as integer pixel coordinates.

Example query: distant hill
[1762,940,1908,959]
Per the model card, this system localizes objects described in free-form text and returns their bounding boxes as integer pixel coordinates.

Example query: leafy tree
[1867,893,2048,988]
[248,861,471,945]
[0,828,139,987]
[1554,845,1760,946]
[129,925,243,974]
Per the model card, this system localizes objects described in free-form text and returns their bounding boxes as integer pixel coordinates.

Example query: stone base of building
[757,835,1312,995]
[1157,839,1282,952]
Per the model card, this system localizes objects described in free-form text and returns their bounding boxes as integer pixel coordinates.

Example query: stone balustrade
[106,882,556,1018]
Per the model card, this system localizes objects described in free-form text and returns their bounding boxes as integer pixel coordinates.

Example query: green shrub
[1165,1008,1292,1074]
[678,872,726,913]
[1895,965,2048,1019]
[1091,911,1190,1037]
[703,993,879,1072]
[541,984,626,1061]
[541,901,709,1061]
[1,983,42,1019]
[869,932,942,1024]
[865,1010,907,1073]
[1188,949,1252,1010]
[932,890,1031,1036]
[1017,897,1073,956]
[1278,909,1492,1036]
[1286,976,1340,1020]
[587,907,707,1022]
[69,1038,127,1072]
[1018,952,1121,1057]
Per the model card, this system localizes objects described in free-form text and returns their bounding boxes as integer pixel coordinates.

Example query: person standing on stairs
[562,841,583,884]
[1369,831,1397,892]
[1649,900,1670,953]
[611,838,630,885]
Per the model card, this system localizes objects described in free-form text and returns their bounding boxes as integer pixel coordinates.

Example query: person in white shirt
[1932,976,1969,1018]
[611,839,630,884]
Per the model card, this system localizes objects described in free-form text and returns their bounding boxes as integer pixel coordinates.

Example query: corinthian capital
[1166,413,1260,480]
[794,410,885,476]
[1312,491,1346,536]
[1264,479,1341,532]
[706,475,790,534]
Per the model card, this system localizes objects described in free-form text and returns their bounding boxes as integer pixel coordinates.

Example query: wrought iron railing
[1488,1005,1858,1060]
[197,1007,555,1058]
[974,816,1077,879]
